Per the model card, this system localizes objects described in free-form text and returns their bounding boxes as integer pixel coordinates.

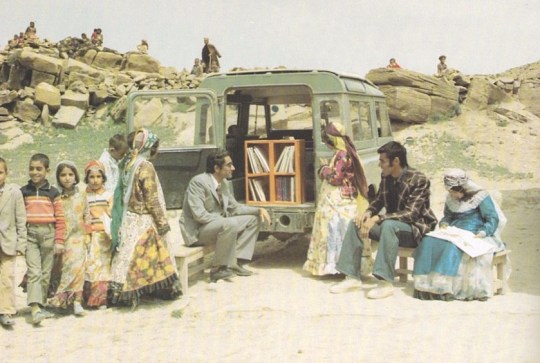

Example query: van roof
[201,69,384,97]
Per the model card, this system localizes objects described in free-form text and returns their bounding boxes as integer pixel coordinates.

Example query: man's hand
[360,215,379,240]
[355,211,372,228]
[54,244,65,255]
[259,208,272,225]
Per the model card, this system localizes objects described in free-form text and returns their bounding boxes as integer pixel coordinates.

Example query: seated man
[180,149,271,282]
[330,141,437,299]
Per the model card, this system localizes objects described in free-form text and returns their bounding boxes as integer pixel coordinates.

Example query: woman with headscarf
[303,122,370,275]
[413,169,508,301]
[110,128,179,308]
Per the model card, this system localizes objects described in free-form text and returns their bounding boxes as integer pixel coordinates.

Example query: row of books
[247,146,270,173]
[276,176,295,202]
[248,178,267,202]
[274,145,295,173]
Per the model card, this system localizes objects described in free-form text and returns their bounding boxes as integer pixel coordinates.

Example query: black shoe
[210,266,234,282]
[230,264,254,276]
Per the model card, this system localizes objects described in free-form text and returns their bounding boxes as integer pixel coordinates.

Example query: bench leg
[178,258,189,296]
[399,256,408,283]
[496,260,506,295]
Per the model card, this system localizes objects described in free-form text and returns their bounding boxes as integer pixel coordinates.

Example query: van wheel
[271,232,301,242]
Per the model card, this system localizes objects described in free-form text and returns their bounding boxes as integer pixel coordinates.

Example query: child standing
[0,157,27,327]
[84,160,113,309]
[48,161,88,316]
[20,153,65,325]
[99,134,129,195]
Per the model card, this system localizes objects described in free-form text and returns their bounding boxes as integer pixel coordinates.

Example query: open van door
[126,90,219,209]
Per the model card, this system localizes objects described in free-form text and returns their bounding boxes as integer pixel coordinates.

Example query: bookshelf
[245,139,305,205]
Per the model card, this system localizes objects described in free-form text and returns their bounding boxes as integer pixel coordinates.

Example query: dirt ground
[0,187,538,363]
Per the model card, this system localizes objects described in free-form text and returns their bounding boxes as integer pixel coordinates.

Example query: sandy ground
[0,186,539,363]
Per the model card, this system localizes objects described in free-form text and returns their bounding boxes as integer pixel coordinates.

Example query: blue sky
[2,0,539,76]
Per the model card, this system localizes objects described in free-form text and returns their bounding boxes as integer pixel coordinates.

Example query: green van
[127,69,392,239]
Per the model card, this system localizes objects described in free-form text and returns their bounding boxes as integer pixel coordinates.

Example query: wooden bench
[396,247,511,294]
[175,244,215,296]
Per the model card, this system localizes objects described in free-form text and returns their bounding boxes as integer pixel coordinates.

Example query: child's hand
[54,244,65,255]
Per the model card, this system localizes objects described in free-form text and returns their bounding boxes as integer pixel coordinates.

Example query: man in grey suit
[180,150,271,282]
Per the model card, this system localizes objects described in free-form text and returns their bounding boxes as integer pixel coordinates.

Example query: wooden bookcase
[245,139,305,205]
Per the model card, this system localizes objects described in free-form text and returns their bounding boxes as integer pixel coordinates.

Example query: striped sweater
[20,180,66,244]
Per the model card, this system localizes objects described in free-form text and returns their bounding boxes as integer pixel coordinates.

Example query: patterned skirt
[110,212,179,306]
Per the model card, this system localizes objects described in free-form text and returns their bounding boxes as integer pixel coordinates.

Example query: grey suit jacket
[180,173,259,246]
[0,183,27,256]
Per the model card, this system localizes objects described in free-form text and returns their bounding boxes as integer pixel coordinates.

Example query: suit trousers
[0,249,16,314]
[336,219,416,281]
[25,223,55,306]
[196,215,259,267]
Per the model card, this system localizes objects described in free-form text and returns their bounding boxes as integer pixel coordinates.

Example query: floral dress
[49,186,88,309]
[84,187,113,307]
[303,150,368,275]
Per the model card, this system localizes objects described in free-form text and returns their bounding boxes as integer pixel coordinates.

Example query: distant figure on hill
[437,55,448,76]
[6,34,19,50]
[25,21,37,40]
[191,58,203,77]
[201,37,221,73]
[81,33,90,44]
[387,58,401,69]
[91,28,103,47]
[137,39,148,54]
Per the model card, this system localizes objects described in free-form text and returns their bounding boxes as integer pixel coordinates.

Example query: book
[426,226,495,258]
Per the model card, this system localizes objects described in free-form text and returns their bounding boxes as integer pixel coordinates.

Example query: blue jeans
[336,219,416,281]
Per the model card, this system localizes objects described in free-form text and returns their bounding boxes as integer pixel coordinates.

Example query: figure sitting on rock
[387,58,401,69]
[25,21,37,41]
[137,39,149,54]
[191,58,204,77]
[437,55,448,76]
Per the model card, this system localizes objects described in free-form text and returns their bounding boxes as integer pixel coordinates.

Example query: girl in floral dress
[49,161,88,316]
[303,122,370,276]
[83,160,113,309]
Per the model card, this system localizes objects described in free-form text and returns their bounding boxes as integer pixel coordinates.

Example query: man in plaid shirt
[330,141,437,299]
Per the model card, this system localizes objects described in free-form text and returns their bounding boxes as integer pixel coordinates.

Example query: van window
[270,104,312,131]
[319,100,340,130]
[350,101,374,141]
[375,102,392,137]
[248,104,267,137]
[132,94,215,148]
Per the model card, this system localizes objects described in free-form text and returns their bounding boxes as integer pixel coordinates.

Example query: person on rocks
[137,39,149,54]
[437,55,448,76]
[0,157,27,327]
[329,141,437,299]
[25,21,37,41]
[191,58,204,77]
[48,161,88,316]
[110,129,180,308]
[180,149,271,283]
[201,37,221,73]
[387,58,401,69]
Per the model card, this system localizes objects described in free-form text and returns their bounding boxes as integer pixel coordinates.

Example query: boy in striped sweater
[20,153,65,325]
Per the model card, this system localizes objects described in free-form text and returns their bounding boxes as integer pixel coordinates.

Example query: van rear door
[126,90,219,209]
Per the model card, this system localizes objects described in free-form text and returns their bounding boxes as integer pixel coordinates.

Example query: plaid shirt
[367,168,437,243]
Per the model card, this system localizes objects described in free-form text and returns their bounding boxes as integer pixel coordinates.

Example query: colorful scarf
[324,122,368,198]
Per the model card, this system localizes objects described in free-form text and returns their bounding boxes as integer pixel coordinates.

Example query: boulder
[61,90,89,109]
[0,90,18,107]
[30,70,57,87]
[90,88,109,106]
[123,53,161,73]
[68,71,105,87]
[82,49,98,65]
[133,97,163,126]
[18,50,63,75]
[93,52,123,70]
[379,86,430,123]
[34,82,61,111]
[13,99,41,122]
[493,104,537,124]
[52,105,85,128]
[109,95,128,122]
[517,80,540,117]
